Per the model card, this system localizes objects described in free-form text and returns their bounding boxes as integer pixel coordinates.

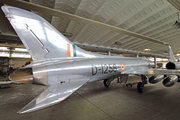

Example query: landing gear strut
[137,75,148,93]
[137,82,144,93]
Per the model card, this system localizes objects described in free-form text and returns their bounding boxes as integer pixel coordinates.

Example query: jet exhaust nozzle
[9,68,33,84]
[166,62,176,69]
[149,75,164,84]
[162,75,178,87]
[166,62,180,70]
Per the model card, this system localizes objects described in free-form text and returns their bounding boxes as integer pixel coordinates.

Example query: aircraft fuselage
[27,57,153,86]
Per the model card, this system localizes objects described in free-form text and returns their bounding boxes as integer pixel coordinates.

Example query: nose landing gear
[103,79,113,87]
[137,75,148,93]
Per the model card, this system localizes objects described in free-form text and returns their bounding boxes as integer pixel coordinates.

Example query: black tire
[104,79,110,87]
[137,82,144,93]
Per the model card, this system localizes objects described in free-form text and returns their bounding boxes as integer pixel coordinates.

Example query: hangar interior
[1,0,180,120]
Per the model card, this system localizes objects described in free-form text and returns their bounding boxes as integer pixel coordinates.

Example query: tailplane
[2,6,97,61]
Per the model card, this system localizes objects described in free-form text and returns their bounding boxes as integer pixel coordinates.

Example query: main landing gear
[126,82,140,87]
[126,75,148,93]
[104,75,148,94]
[137,75,148,93]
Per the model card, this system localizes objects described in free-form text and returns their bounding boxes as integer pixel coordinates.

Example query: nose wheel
[103,79,111,87]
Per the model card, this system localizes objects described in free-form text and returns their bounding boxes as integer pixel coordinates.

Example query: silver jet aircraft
[2,6,180,114]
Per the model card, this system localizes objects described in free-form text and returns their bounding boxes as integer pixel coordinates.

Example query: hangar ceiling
[0,0,180,57]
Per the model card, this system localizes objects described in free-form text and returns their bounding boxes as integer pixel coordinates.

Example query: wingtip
[17,110,25,114]
[16,96,39,114]
[17,106,34,114]
[17,104,42,114]
[17,108,31,114]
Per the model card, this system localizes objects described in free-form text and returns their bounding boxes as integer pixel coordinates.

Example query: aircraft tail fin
[2,6,97,61]
[168,45,176,62]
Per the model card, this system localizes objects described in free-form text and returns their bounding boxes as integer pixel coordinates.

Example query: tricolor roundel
[121,63,125,71]
[67,44,77,57]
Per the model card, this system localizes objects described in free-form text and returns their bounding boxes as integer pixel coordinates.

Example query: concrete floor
[1,76,180,120]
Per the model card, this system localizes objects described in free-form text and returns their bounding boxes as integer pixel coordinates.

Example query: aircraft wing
[18,79,89,114]
[121,68,180,75]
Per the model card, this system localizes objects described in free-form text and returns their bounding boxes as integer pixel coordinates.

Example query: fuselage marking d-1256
[91,63,118,75]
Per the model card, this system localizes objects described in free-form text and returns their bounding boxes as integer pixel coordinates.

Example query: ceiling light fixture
[176,53,180,56]
[144,48,150,51]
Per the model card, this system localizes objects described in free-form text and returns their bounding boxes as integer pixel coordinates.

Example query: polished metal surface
[3,6,180,114]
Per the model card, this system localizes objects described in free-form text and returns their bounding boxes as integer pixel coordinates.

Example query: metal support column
[154,57,157,69]
[108,51,111,56]
[9,47,12,58]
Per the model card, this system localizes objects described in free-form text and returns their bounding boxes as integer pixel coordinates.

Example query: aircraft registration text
[92,64,118,75]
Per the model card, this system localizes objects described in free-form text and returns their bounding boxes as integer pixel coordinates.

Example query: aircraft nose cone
[9,68,33,84]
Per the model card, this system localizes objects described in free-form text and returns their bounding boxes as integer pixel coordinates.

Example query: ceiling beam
[0,42,170,58]
[168,0,180,11]
[0,49,28,54]
[76,44,170,58]
[0,38,22,44]
[0,43,25,48]
[0,0,171,46]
